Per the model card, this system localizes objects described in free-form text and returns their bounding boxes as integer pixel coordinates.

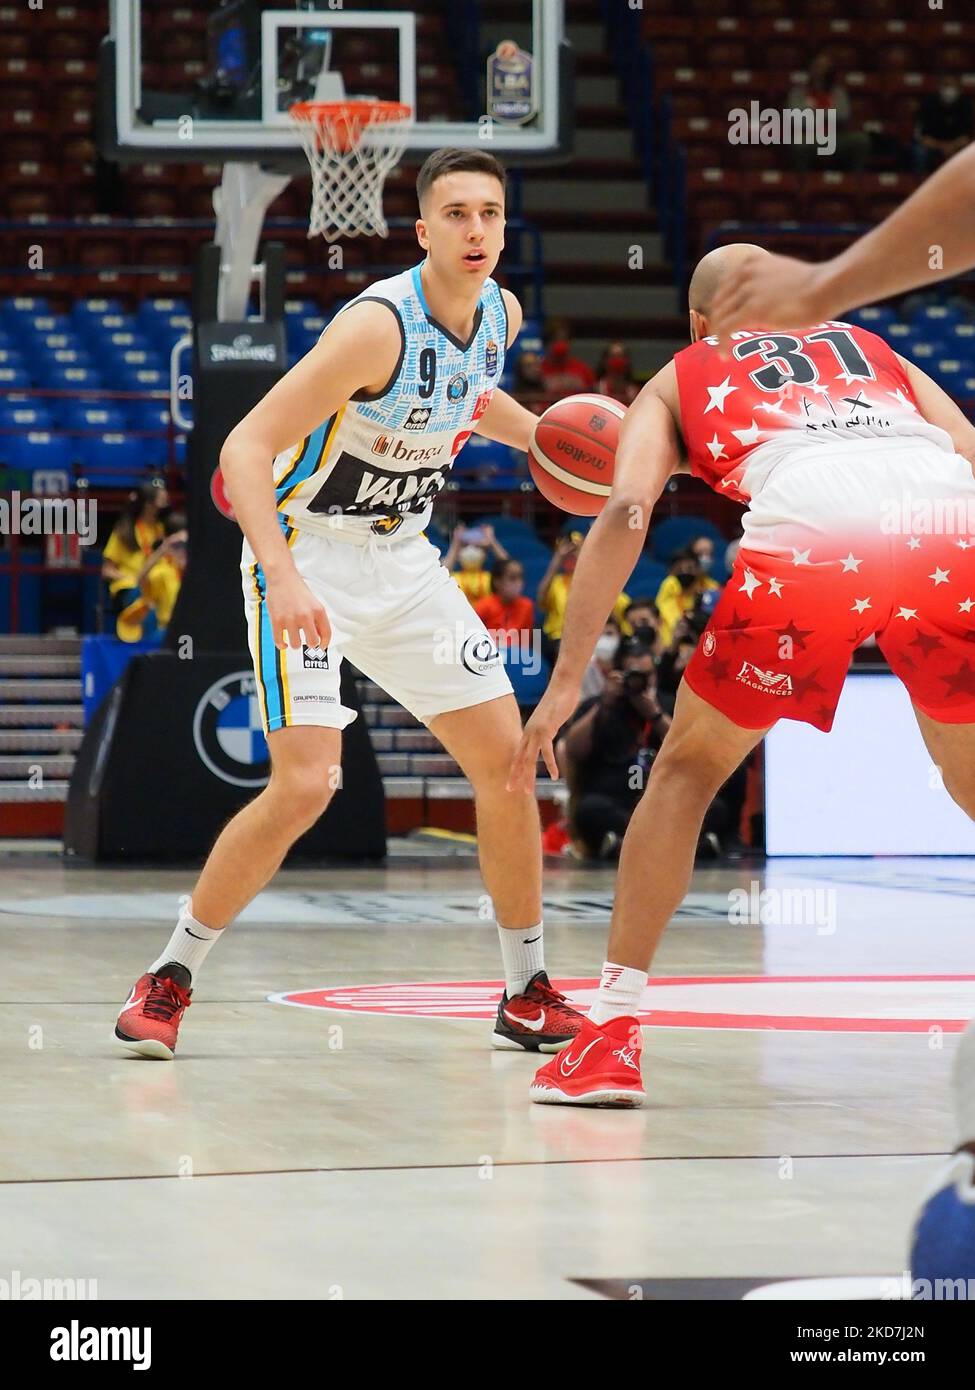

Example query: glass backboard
[99,0,571,168]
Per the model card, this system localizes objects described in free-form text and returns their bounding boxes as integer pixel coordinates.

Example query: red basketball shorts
[684,441,975,732]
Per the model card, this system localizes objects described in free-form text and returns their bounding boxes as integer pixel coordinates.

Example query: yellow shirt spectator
[542,573,630,640]
[655,573,720,646]
[103,517,164,596]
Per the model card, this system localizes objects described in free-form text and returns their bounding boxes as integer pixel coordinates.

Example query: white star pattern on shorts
[791,548,812,566]
[895,607,918,621]
[704,377,737,413]
[929,567,950,586]
[739,569,762,598]
[958,539,972,550]
[907,538,921,550]
[767,577,784,597]
[960,597,975,613]
[705,433,726,461]
[840,552,862,573]
[851,597,872,614]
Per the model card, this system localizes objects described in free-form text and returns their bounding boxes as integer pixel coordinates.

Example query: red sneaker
[114,969,192,1060]
[529,1014,645,1106]
[492,970,585,1053]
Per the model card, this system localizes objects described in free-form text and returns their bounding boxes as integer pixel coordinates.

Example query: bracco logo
[192,671,269,787]
[302,644,329,670]
[267,974,975,1033]
[736,659,793,695]
[461,632,500,674]
[209,333,277,364]
[370,436,444,464]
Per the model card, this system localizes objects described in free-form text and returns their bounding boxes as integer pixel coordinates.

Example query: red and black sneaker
[492,970,584,1053]
[529,1014,645,1106]
[114,965,192,1060]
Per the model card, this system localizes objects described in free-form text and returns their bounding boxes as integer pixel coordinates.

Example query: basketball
[528,394,627,516]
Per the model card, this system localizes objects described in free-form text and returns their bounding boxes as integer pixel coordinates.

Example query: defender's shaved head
[688,243,771,316]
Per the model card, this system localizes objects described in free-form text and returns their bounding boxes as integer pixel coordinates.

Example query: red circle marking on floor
[268,974,975,1033]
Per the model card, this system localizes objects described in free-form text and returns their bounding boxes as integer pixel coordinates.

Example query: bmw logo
[460,632,501,675]
[192,671,270,787]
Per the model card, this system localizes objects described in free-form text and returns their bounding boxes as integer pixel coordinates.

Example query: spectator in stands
[595,341,639,406]
[579,616,622,701]
[623,595,662,656]
[656,615,701,715]
[116,510,188,643]
[514,350,545,395]
[654,547,721,646]
[540,318,596,397]
[537,531,630,666]
[914,82,974,176]
[101,480,169,629]
[474,557,535,653]
[690,533,717,577]
[787,54,871,172]
[443,522,509,603]
[561,638,671,860]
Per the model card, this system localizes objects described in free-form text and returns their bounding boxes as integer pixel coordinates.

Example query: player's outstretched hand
[266,572,332,650]
[507,680,580,794]
[710,250,839,345]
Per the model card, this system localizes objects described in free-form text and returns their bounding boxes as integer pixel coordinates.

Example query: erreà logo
[302,645,329,670]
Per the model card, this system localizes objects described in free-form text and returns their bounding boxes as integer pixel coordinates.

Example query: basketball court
[1,848,969,1300]
[1,0,973,1323]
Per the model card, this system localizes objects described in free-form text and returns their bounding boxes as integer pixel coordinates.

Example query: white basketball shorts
[241,527,514,733]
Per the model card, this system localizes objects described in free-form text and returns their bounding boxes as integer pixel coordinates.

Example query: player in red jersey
[509,243,975,1105]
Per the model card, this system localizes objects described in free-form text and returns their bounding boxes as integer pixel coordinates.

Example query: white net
[288,101,412,242]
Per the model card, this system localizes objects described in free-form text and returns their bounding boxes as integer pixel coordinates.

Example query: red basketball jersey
[673,323,953,503]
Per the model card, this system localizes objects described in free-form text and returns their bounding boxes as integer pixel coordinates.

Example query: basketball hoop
[288,99,412,242]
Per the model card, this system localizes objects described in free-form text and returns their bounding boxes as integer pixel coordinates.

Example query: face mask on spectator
[695,552,713,572]
[631,621,655,644]
[676,570,697,590]
[594,634,619,662]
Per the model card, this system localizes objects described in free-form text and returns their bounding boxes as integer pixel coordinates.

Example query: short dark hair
[416,148,507,212]
[625,596,658,617]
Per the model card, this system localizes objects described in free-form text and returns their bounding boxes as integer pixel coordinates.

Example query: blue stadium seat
[885,322,914,348]
[627,557,669,598]
[0,365,32,390]
[284,299,320,320]
[934,359,966,393]
[62,403,127,432]
[48,366,103,391]
[907,341,941,370]
[1,296,51,325]
[75,433,144,486]
[71,299,125,330]
[850,305,896,334]
[137,298,190,329]
[453,435,515,477]
[9,431,72,474]
[912,304,965,332]
[0,401,54,431]
[649,515,726,563]
[0,348,25,370]
[118,367,166,392]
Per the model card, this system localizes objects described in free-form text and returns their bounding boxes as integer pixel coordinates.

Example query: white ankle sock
[149,903,224,982]
[588,961,647,1026]
[498,921,544,997]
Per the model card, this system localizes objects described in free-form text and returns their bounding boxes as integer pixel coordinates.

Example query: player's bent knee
[268,766,337,825]
[651,738,730,801]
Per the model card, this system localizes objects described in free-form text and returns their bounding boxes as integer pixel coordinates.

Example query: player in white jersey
[115,149,584,1060]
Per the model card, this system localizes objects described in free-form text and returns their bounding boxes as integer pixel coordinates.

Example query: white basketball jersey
[272,261,508,540]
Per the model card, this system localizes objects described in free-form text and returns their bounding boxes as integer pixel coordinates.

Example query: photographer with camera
[656,587,722,714]
[561,638,670,861]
